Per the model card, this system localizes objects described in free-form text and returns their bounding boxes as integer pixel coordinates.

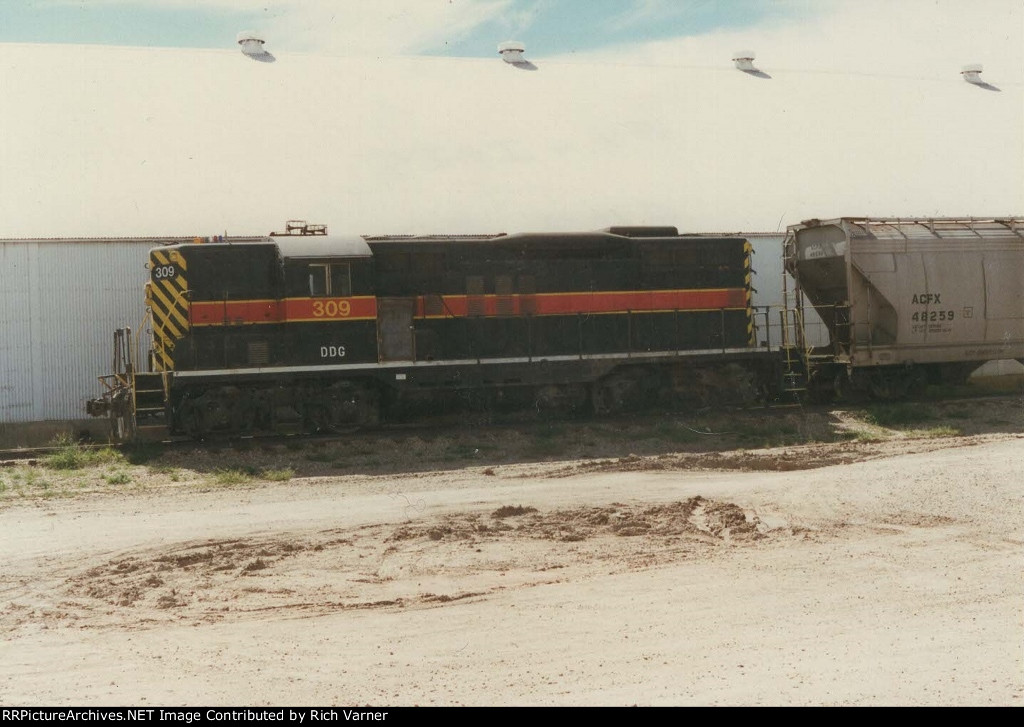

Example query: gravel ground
[1,396,1022,706]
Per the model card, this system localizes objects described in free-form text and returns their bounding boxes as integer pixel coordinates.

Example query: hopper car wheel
[905,369,928,399]
[832,373,855,404]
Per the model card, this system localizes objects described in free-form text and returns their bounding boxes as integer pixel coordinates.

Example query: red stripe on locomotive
[190,289,746,326]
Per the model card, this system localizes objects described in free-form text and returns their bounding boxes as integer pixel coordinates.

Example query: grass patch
[862,404,935,428]
[41,435,123,470]
[261,468,294,482]
[212,468,253,486]
[104,471,132,485]
[848,428,885,442]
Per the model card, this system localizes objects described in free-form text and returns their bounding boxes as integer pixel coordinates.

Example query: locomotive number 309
[312,299,352,318]
[152,265,177,279]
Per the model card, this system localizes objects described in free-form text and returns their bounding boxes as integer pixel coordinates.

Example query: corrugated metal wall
[0,240,154,423]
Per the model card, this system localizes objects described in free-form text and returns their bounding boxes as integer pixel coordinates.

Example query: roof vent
[237,30,276,63]
[732,50,757,72]
[498,40,526,64]
[961,63,984,84]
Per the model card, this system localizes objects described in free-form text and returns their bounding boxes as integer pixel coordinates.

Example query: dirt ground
[1,394,1022,706]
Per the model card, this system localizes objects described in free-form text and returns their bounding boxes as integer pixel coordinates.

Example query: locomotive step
[133,424,170,441]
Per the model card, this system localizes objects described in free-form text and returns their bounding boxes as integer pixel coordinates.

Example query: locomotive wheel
[592,369,659,414]
[534,384,588,417]
[176,396,202,438]
[305,382,380,432]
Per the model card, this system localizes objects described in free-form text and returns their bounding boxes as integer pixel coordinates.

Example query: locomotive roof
[361,230,700,253]
[274,235,372,259]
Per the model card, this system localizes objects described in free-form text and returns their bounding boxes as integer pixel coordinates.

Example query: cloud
[39,0,515,55]
[265,0,513,55]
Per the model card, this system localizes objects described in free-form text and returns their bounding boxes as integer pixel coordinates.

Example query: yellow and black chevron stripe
[743,240,754,346]
[147,248,189,372]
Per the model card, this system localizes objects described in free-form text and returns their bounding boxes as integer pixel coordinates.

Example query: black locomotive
[92,224,779,437]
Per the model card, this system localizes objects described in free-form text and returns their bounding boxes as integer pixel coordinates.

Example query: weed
[42,435,123,470]
[40,435,88,470]
[104,471,131,485]
[851,429,884,442]
[261,468,294,482]
[212,469,252,486]
[862,404,934,428]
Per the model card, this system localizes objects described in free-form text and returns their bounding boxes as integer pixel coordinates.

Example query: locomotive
[89,223,774,438]
[88,216,1024,439]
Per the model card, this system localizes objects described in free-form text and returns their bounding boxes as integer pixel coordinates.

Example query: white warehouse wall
[0,240,155,425]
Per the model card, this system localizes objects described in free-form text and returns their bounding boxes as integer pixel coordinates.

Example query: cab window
[308,263,351,297]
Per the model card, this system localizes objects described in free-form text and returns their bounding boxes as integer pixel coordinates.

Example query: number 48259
[912,310,954,322]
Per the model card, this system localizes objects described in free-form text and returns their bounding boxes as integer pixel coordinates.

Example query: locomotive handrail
[134,307,152,374]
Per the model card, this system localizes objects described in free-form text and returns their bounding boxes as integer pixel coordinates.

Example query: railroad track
[3,387,1018,466]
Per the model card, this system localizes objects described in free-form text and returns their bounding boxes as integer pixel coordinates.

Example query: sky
[1,0,1018,77]
[0,1,823,57]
